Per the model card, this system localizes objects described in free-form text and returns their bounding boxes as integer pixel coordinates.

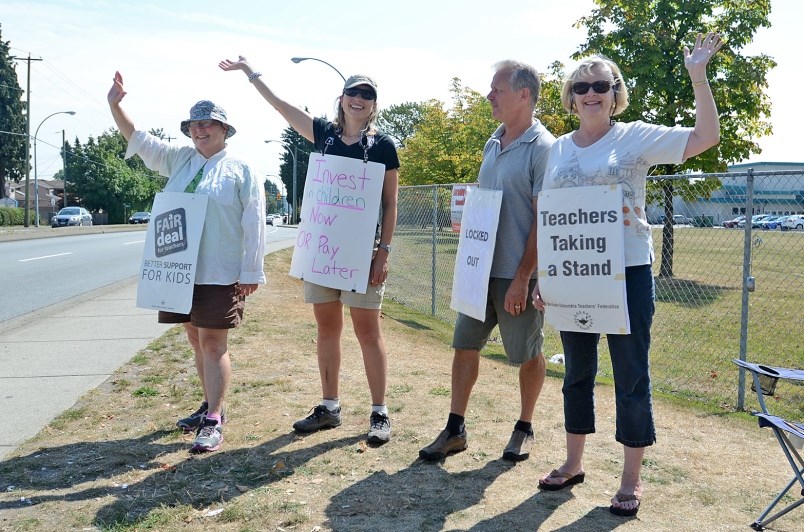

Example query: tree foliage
[574,0,774,276]
[398,79,498,186]
[377,102,426,147]
[64,128,163,223]
[536,60,577,138]
[278,124,315,221]
[0,24,28,199]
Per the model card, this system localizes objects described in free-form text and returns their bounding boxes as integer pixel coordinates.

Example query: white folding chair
[733,359,804,530]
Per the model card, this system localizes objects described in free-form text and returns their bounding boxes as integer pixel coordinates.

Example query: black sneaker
[292,405,342,433]
[367,412,391,444]
[176,402,226,432]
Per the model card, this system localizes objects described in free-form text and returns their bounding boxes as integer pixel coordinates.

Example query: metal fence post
[736,168,755,411]
[431,186,438,316]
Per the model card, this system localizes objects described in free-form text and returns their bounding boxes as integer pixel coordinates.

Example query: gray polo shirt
[478,120,555,279]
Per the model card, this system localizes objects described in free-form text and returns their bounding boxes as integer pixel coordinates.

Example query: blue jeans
[560,264,656,448]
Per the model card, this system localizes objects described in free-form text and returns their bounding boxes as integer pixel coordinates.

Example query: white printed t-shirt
[543,121,691,267]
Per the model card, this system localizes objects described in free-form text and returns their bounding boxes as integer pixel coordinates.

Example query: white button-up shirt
[126,131,266,285]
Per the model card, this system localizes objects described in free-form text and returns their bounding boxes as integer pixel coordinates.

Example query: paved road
[0,229,296,460]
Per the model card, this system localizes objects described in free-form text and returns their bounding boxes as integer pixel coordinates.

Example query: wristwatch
[377,243,392,253]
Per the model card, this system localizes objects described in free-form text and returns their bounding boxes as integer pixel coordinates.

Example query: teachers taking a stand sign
[289,153,386,293]
[537,184,630,334]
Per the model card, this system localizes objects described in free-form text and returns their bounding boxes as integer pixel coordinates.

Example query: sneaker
[367,412,391,444]
[176,402,226,432]
[502,428,534,462]
[190,418,223,453]
[292,405,342,433]
[419,428,468,461]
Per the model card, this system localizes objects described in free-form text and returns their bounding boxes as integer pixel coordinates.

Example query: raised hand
[684,32,723,75]
[218,55,249,73]
[107,71,127,105]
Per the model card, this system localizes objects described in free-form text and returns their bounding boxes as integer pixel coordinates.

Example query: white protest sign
[137,192,208,313]
[537,184,629,334]
[450,187,503,321]
[289,153,385,293]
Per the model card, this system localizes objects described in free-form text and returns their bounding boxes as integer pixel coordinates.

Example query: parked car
[738,214,770,228]
[128,211,151,224]
[763,215,792,230]
[721,215,745,228]
[51,207,92,227]
[672,214,692,225]
[781,214,804,231]
[757,215,782,230]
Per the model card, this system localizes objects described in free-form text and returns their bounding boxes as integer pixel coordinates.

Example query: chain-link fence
[389,171,803,419]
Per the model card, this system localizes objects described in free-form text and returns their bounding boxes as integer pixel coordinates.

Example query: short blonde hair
[561,55,629,116]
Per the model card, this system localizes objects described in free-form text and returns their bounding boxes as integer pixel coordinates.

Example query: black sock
[446,413,465,435]
[515,420,533,434]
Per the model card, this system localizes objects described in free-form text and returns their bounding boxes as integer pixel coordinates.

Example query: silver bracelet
[247,72,262,83]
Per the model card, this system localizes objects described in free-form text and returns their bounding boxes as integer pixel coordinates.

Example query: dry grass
[0,249,800,531]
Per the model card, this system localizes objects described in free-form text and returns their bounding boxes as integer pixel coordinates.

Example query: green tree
[399,78,497,186]
[264,179,280,214]
[0,24,27,199]
[537,60,576,138]
[377,102,426,147]
[278,124,314,221]
[65,129,163,222]
[575,0,774,277]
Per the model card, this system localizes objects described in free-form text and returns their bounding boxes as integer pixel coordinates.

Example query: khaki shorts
[158,283,244,329]
[303,280,385,310]
[452,277,544,364]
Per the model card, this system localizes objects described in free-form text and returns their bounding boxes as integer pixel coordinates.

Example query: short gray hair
[493,60,541,108]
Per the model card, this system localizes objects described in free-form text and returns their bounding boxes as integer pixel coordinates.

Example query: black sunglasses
[343,87,376,100]
[571,80,613,95]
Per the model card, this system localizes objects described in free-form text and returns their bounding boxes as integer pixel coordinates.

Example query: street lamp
[290,56,347,82]
[34,111,76,226]
[265,140,298,225]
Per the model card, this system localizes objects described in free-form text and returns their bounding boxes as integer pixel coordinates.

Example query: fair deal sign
[289,153,385,293]
[537,184,630,334]
[137,192,208,313]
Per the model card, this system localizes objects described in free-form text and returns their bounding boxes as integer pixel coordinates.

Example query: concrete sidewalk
[0,279,171,460]
[0,236,296,461]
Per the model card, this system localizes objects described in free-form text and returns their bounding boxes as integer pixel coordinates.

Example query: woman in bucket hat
[219,56,399,445]
[107,72,266,453]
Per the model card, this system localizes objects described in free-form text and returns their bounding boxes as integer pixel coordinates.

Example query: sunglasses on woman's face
[571,80,613,95]
[343,87,376,100]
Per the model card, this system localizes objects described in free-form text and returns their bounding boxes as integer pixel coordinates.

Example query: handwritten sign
[289,153,385,293]
[450,183,477,232]
[137,192,208,313]
[450,187,503,321]
[537,184,630,334]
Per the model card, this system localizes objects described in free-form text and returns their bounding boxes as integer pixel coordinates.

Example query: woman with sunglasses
[219,56,399,444]
[533,33,723,516]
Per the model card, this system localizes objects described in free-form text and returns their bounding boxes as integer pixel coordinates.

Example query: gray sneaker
[367,412,391,444]
[293,405,342,433]
[190,418,223,453]
[419,429,468,461]
[502,428,534,462]
[176,402,226,432]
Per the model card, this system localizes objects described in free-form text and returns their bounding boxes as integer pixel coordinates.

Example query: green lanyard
[184,164,206,194]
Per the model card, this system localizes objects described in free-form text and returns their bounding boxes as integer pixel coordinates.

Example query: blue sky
[2,0,797,191]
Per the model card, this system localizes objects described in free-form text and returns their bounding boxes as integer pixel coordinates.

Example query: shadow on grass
[654,276,734,308]
[467,494,628,531]
[0,430,363,528]
[325,458,528,530]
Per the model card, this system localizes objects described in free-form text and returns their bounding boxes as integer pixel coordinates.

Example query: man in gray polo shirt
[420,60,555,462]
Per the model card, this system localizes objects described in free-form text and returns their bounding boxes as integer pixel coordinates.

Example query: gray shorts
[303,280,385,310]
[452,277,544,364]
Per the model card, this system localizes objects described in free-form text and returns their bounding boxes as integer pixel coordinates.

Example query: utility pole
[11,54,43,227]
[61,129,67,208]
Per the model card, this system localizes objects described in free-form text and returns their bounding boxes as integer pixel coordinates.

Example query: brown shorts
[158,283,244,329]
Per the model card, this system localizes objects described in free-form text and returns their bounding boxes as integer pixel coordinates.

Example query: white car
[781,214,804,231]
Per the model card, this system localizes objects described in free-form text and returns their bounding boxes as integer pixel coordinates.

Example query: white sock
[322,398,340,411]
[372,404,388,415]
